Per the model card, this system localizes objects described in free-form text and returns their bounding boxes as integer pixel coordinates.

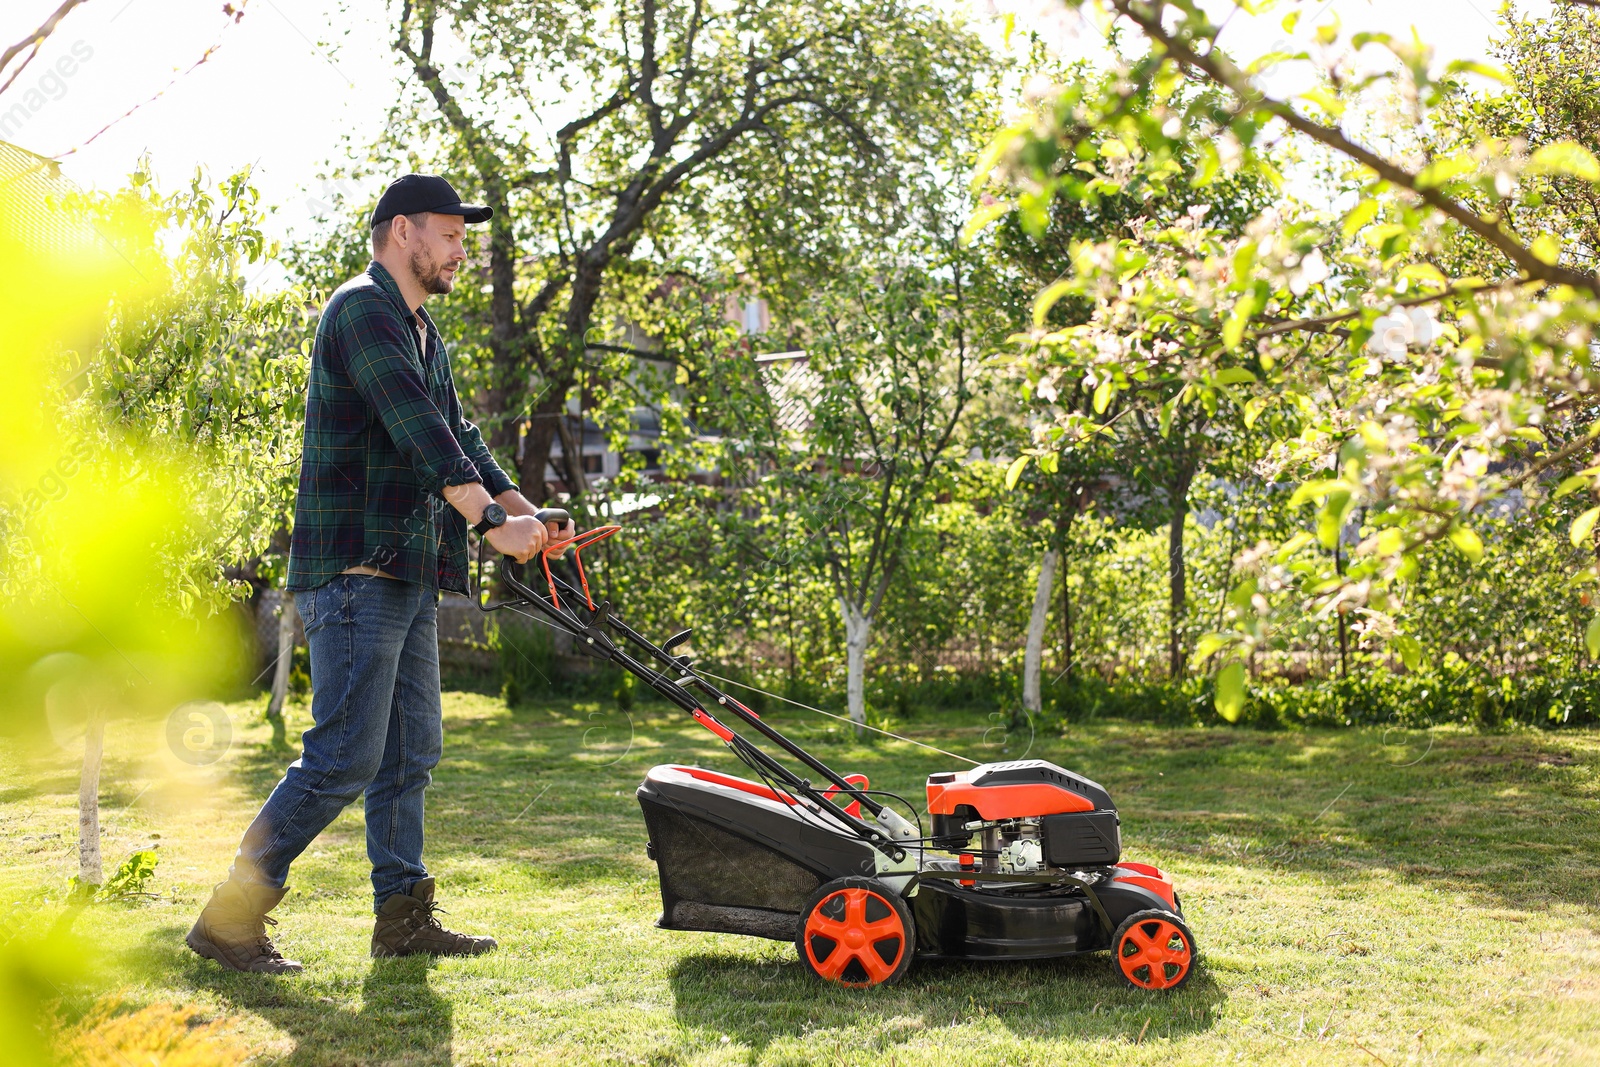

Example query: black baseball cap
[370,174,493,228]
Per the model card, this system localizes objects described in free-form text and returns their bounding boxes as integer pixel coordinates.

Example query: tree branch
[1112,0,1600,296]
[0,0,88,86]
[1250,276,1529,339]
[638,0,666,142]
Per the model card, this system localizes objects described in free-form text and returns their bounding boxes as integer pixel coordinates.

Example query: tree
[82,168,310,608]
[777,248,985,728]
[979,1,1600,698]
[369,0,992,504]
[974,63,1274,682]
[4,167,303,897]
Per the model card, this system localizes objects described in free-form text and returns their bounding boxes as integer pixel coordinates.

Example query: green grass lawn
[5,691,1600,1065]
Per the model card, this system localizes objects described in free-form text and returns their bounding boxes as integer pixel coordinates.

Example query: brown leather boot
[372,877,497,958]
[186,879,303,974]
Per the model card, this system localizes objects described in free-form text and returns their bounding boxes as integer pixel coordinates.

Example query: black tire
[795,876,915,987]
[1111,908,1197,992]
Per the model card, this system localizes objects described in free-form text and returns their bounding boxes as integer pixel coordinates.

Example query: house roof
[0,139,84,254]
[756,350,820,437]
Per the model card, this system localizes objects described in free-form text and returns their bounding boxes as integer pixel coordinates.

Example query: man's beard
[409,245,454,295]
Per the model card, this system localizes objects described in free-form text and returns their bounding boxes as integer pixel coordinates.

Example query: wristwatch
[472,502,507,537]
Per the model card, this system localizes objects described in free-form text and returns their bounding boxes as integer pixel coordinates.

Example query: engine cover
[926,759,1115,820]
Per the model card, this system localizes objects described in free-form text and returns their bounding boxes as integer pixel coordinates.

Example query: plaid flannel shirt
[286,261,515,594]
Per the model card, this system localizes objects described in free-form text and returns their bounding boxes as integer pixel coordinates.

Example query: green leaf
[1571,505,1600,547]
[1399,263,1448,286]
[1287,477,1345,508]
[1555,474,1591,499]
[1243,396,1270,428]
[1004,453,1031,491]
[1342,198,1379,238]
[1587,616,1600,660]
[1531,234,1561,265]
[101,848,159,899]
[1415,156,1476,189]
[1445,59,1512,86]
[1395,634,1422,672]
[1158,387,1189,438]
[960,201,1010,246]
[1017,189,1050,238]
[1528,141,1600,182]
[1191,632,1230,664]
[1194,141,1221,187]
[1298,86,1345,117]
[1275,531,1316,560]
[1317,490,1352,549]
[1092,377,1114,414]
[1397,553,1419,582]
[1033,280,1075,328]
[1214,367,1258,386]
[1222,294,1258,350]
[1448,525,1484,564]
[1214,661,1246,723]
[971,124,1026,189]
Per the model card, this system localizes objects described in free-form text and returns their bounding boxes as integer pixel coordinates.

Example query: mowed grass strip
[3,692,1599,1065]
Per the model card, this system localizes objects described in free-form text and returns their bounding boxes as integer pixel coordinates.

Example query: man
[187,174,570,974]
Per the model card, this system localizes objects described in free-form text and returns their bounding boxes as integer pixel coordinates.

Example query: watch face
[483,503,506,526]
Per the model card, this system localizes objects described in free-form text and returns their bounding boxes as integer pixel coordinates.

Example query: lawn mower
[480,511,1196,991]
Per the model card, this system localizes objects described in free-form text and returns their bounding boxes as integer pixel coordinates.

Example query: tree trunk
[1335,540,1350,681]
[520,400,564,503]
[555,410,590,498]
[484,184,520,454]
[1023,548,1058,714]
[265,589,294,748]
[840,598,871,733]
[78,708,105,891]
[784,568,797,692]
[1062,558,1073,680]
[1168,501,1189,680]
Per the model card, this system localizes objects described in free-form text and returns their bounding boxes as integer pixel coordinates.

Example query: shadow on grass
[230,741,298,799]
[146,927,453,1067]
[668,948,1224,1054]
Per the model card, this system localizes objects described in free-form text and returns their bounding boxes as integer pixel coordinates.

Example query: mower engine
[926,759,1122,876]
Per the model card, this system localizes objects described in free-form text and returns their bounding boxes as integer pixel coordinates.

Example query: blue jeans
[233,574,443,913]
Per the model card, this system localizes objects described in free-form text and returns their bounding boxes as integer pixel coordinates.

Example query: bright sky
[0,0,1556,253]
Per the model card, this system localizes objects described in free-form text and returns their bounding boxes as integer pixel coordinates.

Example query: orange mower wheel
[795,877,914,988]
[1112,908,1196,992]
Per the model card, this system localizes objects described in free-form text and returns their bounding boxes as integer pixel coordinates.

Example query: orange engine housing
[926,759,1113,820]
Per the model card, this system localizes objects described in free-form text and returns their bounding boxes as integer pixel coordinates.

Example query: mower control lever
[662,629,693,653]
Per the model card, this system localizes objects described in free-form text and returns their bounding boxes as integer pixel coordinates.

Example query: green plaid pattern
[287,262,514,594]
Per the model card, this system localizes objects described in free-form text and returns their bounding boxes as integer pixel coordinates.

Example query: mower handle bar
[531,565,899,843]
[481,539,904,856]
